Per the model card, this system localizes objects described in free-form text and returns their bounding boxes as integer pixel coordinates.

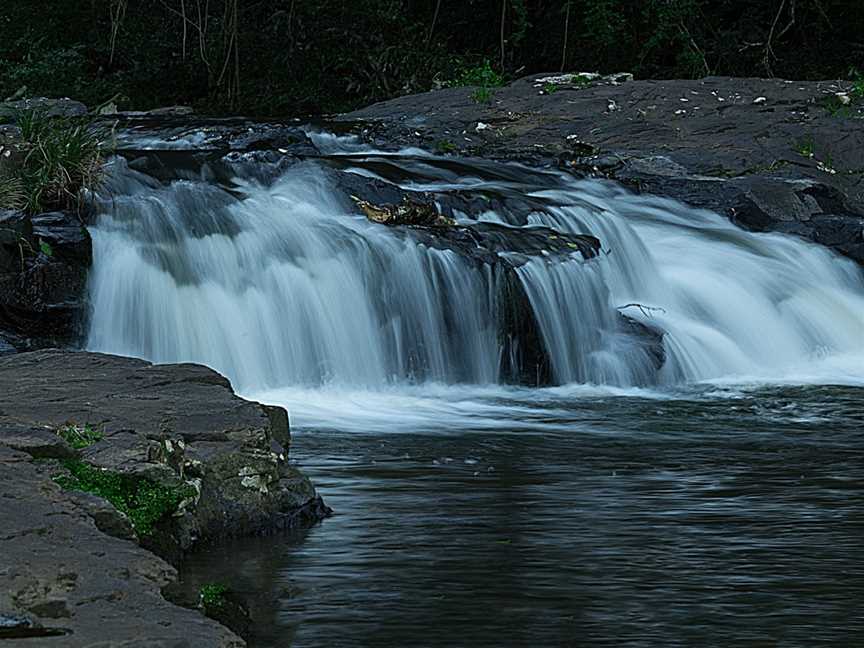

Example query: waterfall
[86,149,864,407]
[87,160,506,390]
[521,183,864,383]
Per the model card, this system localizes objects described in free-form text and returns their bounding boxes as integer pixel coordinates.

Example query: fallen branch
[618,303,667,318]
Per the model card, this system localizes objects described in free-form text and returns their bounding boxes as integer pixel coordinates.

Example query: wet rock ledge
[0,350,328,646]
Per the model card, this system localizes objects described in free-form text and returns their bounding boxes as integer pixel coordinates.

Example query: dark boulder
[0,210,32,273]
[31,212,92,264]
[404,221,600,264]
[618,313,666,372]
[0,210,91,351]
[727,179,864,264]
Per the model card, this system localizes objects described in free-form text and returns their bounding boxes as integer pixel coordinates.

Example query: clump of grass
[199,583,230,609]
[471,86,494,104]
[0,109,108,214]
[849,67,864,100]
[571,73,593,88]
[0,175,26,211]
[542,82,560,95]
[56,423,103,449]
[820,95,855,118]
[448,59,504,89]
[53,460,195,535]
[794,135,815,158]
[445,59,503,105]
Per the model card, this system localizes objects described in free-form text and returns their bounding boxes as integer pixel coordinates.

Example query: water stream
[86,138,864,646]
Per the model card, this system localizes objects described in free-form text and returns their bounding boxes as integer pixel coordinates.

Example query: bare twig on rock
[619,303,667,318]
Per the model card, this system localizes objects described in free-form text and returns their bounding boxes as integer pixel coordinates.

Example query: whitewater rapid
[85,145,864,431]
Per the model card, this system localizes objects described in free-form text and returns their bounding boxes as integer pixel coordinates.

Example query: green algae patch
[53,460,195,535]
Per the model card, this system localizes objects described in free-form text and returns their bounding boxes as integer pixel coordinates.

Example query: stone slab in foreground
[0,350,328,645]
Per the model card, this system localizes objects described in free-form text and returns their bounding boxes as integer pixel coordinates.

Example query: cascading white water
[86,146,864,431]
[88,159,510,390]
[521,183,864,383]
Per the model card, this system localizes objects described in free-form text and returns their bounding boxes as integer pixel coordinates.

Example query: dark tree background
[1,1,862,115]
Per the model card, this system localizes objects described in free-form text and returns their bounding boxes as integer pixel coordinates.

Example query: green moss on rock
[53,460,195,535]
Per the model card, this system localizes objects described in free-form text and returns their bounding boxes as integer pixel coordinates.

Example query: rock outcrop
[313,161,663,385]
[0,445,244,647]
[0,350,328,645]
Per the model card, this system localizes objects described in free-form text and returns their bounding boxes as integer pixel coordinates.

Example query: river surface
[90,133,864,646]
[181,382,864,647]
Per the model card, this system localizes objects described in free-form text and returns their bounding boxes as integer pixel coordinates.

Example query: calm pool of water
[181,384,864,647]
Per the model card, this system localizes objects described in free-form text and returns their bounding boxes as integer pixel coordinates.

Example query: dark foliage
[1,1,862,116]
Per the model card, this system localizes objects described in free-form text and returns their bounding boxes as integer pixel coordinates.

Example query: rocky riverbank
[0,350,328,645]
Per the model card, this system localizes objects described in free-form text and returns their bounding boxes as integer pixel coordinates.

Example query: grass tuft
[435,139,457,154]
[471,86,494,104]
[794,135,815,158]
[849,67,864,100]
[0,174,26,211]
[445,59,502,105]
[447,59,504,89]
[0,109,108,214]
